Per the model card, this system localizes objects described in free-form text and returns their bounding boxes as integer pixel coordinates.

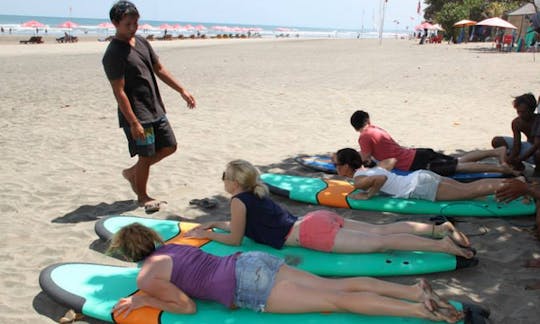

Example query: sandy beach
[1,36,540,323]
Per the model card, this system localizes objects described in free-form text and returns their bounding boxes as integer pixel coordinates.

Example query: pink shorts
[298,210,344,252]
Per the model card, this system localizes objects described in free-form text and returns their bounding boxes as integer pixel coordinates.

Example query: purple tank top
[151,244,237,307]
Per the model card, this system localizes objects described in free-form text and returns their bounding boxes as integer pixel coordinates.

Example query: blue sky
[1,0,425,30]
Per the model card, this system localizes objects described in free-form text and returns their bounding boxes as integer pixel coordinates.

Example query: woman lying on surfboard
[335,148,526,202]
[185,159,475,259]
[110,223,464,323]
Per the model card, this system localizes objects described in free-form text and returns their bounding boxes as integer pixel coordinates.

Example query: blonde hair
[107,223,164,262]
[225,159,269,198]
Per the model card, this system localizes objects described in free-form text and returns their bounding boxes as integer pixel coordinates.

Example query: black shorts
[123,116,177,157]
[409,148,458,176]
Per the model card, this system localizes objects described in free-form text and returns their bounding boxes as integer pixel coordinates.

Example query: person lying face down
[108,223,465,323]
[185,159,474,259]
[334,148,524,202]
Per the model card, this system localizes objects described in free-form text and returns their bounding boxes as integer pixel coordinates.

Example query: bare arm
[508,118,522,159]
[109,78,145,140]
[185,198,246,246]
[519,136,540,162]
[352,175,387,199]
[153,61,196,108]
[377,158,397,171]
[113,257,196,318]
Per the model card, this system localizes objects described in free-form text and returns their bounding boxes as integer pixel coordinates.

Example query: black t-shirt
[102,35,166,127]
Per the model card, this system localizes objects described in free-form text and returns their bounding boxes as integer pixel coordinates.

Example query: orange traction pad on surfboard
[316,179,355,208]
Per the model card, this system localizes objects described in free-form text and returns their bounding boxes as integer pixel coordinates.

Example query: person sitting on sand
[185,159,474,259]
[350,110,520,176]
[335,148,525,202]
[109,223,464,323]
[491,93,540,175]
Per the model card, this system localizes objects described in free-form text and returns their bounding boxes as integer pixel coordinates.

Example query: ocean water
[0,14,408,39]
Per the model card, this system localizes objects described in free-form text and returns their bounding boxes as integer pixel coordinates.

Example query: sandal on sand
[59,309,84,323]
[189,198,218,209]
[144,201,167,214]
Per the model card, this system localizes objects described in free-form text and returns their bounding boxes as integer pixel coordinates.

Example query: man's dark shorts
[123,116,177,157]
[409,148,458,176]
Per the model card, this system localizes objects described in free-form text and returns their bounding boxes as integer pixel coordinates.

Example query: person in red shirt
[351,110,519,176]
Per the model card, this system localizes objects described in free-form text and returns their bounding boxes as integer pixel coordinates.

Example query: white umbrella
[476,17,517,29]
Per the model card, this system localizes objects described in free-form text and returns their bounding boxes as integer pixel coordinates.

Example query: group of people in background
[101,1,539,322]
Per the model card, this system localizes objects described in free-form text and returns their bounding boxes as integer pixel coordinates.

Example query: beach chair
[20,36,43,44]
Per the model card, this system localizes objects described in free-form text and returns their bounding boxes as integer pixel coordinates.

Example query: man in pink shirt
[351,110,518,176]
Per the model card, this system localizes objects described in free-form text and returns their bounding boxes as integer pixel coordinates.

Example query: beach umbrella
[431,24,444,31]
[453,19,476,27]
[21,20,45,28]
[138,23,154,30]
[414,22,434,31]
[98,22,114,29]
[476,17,517,29]
[58,21,79,29]
[194,24,207,31]
[159,23,173,30]
[184,24,195,30]
[275,27,291,32]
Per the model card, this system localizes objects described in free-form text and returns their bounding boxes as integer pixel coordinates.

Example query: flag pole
[378,0,387,45]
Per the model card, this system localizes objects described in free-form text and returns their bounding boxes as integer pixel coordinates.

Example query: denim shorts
[409,170,441,201]
[234,251,284,312]
[501,136,534,163]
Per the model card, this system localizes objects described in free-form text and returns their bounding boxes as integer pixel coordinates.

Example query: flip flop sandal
[144,201,167,214]
[189,198,218,209]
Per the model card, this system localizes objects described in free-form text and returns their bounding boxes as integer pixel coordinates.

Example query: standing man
[103,1,196,213]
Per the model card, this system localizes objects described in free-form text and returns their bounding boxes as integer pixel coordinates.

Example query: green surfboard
[39,262,484,324]
[94,215,477,277]
[261,173,535,217]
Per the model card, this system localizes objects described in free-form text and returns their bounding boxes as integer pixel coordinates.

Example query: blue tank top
[151,244,237,307]
[233,191,298,249]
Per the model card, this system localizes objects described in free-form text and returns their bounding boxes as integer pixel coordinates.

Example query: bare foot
[122,168,138,196]
[501,163,522,177]
[435,222,470,247]
[418,278,453,311]
[442,236,474,259]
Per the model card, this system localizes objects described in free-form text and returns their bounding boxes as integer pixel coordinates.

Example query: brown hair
[107,223,164,262]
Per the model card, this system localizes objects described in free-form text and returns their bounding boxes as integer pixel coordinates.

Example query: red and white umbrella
[159,23,173,30]
[98,22,114,29]
[21,20,45,28]
[194,24,207,31]
[58,21,79,29]
[414,22,434,31]
[476,17,517,29]
[138,23,154,30]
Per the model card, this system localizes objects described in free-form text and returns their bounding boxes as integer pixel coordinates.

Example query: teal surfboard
[94,215,476,277]
[39,262,488,324]
[261,173,535,217]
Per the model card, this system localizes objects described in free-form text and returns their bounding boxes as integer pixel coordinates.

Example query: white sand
[1,36,539,323]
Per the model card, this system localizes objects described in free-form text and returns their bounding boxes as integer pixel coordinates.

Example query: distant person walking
[102,1,196,213]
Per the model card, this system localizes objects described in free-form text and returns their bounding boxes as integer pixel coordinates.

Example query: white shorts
[408,170,442,201]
